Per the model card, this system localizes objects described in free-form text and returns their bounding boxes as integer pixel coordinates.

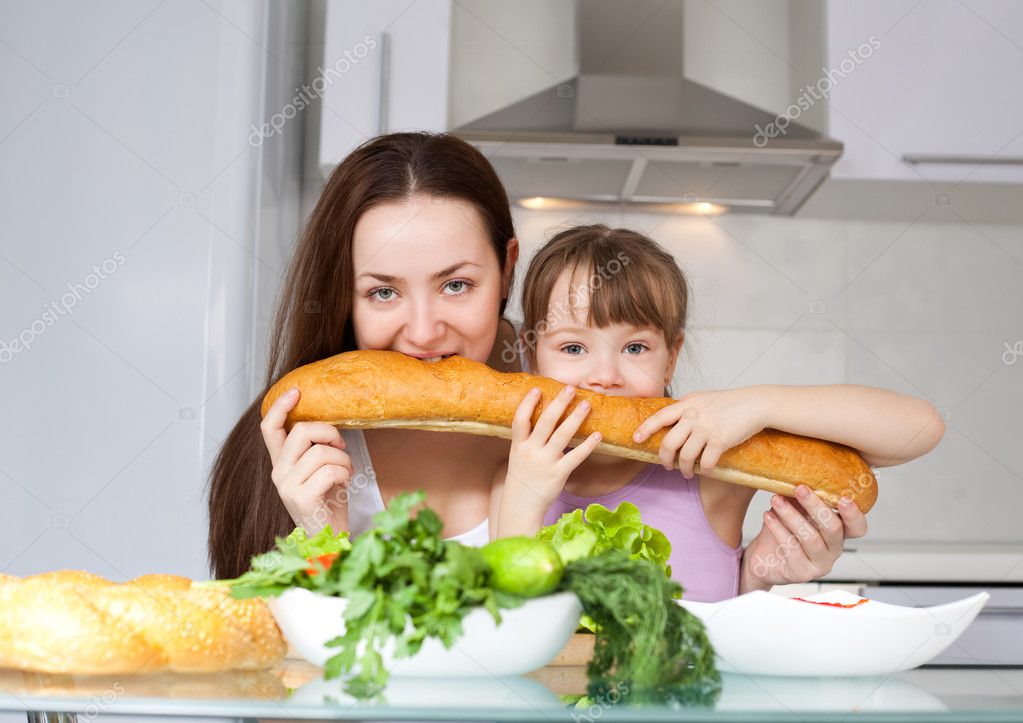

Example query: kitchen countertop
[820,543,1023,583]
[2,659,1023,722]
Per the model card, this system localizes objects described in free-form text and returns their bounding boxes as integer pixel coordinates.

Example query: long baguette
[261,350,877,512]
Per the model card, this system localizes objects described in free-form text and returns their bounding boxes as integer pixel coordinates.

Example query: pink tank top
[542,465,744,602]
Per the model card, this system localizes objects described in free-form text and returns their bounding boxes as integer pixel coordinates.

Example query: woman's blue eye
[371,288,396,301]
[443,282,474,296]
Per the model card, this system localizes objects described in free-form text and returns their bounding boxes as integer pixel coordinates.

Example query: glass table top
[2,660,1023,722]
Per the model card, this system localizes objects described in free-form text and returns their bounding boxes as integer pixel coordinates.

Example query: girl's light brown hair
[520,224,689,376]
[207,132,516,579]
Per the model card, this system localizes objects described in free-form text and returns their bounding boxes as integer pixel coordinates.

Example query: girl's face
[534,268,682,397]
[351,195,517,363]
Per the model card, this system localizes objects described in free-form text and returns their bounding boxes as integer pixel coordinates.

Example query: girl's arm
[490,461,550,539]
[751,384,945,467]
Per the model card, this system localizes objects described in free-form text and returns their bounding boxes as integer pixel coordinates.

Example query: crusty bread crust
[0,572,286,674]
[262,350,877,512]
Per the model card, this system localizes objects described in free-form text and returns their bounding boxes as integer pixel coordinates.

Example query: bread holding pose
[262,350,878,512]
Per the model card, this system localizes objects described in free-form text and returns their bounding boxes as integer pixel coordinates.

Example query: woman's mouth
[406,352,457,362]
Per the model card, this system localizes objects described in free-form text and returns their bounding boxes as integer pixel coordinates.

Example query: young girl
[491,225,944,601]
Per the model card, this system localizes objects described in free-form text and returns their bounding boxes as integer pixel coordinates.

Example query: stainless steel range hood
[454,0,842,216]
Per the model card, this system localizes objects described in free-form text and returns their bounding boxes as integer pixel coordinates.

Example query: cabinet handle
[378,31,391,135]
[903,153,1023,166]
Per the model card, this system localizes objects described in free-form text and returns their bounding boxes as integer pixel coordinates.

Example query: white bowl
[678,589,990,677]
[267,588,582,677]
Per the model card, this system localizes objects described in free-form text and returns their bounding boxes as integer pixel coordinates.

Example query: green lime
[481,537,564,598]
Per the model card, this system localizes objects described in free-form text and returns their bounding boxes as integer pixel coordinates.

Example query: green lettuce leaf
[538,502,672,577]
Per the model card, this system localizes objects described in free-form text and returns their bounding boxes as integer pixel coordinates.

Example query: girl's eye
[561,343,585,355]
[443,279,474,295]
[624,342,648,354]
[370,287,397,302]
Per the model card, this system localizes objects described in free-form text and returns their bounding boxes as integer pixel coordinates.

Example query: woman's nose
[403,301,445,348]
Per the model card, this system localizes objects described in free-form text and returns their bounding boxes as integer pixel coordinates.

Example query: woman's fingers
[279,422,346,469]
[530,385,577,442]
[762,508,806,573]
[837,496,869,538]
[277,445,353,490]
[769,494,831,570]
[302,463,353,497]
[791,485,845,556]
[260,387,300,465]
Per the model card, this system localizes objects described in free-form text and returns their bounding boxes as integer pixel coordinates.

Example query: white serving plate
[678,589,990,677]
[267,587,582,677]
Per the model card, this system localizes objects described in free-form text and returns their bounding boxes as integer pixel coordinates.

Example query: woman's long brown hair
[207,132,516,579]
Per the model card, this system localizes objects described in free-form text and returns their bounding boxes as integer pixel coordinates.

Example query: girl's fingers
[559,431,602,471]
[698,444,723,477]
[657,421,692,470]
[676,431,706,477]
[511,388,542,441]
[633,403,685,444]
[530,385,577,442]
[548,399,592,450]
[260,387,300,465]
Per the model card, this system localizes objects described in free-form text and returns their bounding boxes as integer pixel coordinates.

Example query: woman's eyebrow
[357,261,481,283]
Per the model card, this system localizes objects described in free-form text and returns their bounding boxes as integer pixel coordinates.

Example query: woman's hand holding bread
[260,387,354,534]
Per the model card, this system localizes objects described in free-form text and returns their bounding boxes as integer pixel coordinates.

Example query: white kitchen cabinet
[826,0,1023,184]
[317,0,451,173]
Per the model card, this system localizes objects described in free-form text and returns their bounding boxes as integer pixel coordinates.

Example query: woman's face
[351,195,516,363]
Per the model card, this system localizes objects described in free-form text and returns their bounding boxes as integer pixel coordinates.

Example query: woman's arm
[751,384,945,467]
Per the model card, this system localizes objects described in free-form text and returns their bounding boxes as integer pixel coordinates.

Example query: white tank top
[343,319,528,547]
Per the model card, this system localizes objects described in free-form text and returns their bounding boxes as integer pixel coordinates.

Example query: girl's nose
[585,358,625,391]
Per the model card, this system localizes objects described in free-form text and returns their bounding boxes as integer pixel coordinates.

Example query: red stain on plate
[791,596,870,608]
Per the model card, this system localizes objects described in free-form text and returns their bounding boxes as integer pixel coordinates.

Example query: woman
[206,132,868,587]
